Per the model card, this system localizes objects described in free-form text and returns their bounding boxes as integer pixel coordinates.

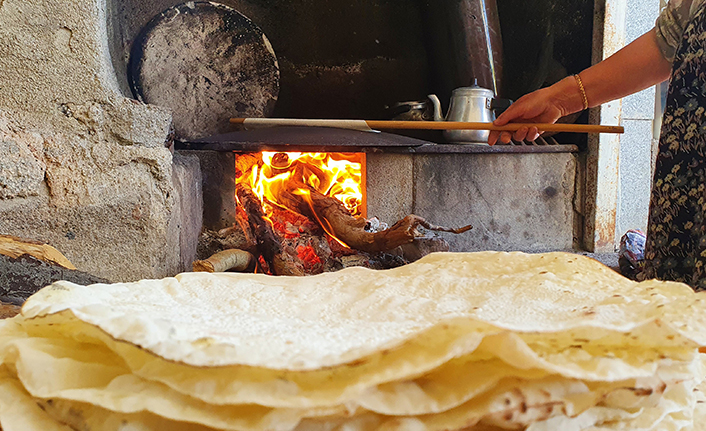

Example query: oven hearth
[0,0,598,281]
[183,126,578,274]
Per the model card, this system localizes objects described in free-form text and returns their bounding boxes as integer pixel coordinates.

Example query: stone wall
[368,152,577,253]
[0,0,202,282]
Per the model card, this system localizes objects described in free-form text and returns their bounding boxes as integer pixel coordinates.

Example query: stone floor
[577,252,621,273]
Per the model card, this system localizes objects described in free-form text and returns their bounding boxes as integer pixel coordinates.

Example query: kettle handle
[427,94,444,122]
[490,98,513,114]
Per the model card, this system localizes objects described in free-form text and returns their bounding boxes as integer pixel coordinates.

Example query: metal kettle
[428,81,512,143]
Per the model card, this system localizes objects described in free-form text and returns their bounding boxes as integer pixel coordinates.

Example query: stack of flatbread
[0,251,705,431]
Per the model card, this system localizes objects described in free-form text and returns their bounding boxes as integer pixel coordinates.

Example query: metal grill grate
[510,135,562,146]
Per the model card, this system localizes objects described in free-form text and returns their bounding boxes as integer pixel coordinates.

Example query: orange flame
[295,187,348,247]
[239,152,364,220]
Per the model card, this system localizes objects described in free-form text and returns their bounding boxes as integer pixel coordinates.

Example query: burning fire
[238,152,365,218]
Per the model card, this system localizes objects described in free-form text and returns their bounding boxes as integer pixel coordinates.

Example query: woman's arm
[489,28,672,145]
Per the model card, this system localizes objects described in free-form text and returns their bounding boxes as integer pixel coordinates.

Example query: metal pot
[428,82,512,143]
[388,101,435,121]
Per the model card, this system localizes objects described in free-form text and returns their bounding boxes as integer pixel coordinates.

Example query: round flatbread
[20,252,706,370]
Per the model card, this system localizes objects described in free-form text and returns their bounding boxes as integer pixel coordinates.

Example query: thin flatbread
[16,313,697,411]
[20,252,706,370]
[0,367,73,431]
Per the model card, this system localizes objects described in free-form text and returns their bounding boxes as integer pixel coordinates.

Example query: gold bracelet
[574,74,589,110]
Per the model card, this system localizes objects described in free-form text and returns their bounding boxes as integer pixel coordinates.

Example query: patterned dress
[640,2,706,289]
[656,0,706,62]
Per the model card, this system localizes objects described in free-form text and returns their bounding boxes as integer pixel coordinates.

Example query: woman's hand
[488,76,583,145]
[487,29,672,146]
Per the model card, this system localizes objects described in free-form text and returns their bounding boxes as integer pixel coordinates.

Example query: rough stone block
[63,98,173,148]
[0,0,126,128]
[365,153,413,224]
[181,150,237,231]
[0,190,180,282]
[0,112,46,199]
[0,0,192,281]
[173,152,203,272]
[412,153,577,252]
[0,112,184,282]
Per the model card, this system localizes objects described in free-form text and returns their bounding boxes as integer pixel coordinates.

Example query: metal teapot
[428,81,512,143]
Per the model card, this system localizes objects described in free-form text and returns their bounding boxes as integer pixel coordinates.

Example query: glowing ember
[238,152,364,218]
[296,244,323,269]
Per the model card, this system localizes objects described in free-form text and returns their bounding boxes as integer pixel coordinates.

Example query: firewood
[220,211,258,250]
[397,237,451,263]
[273,181,472,253]
[0,302,20,320]
[0,254,108,307]
[193,249,255,273]
[197,212,257,261]
[236,183,283,267]
[235,153,260,178]
[271,252,307,277]
[236,184,305,276]
[0,235,76,270]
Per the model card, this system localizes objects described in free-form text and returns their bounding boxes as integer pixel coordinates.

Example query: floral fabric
[657,0,705,62]
[640,3,706,289]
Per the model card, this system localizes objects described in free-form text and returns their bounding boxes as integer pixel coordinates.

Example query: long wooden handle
[364,120,624,134]
[230,118,624,134]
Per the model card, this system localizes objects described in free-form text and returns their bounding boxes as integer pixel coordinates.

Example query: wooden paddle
[230,118,624,134]
[130,3,279,141]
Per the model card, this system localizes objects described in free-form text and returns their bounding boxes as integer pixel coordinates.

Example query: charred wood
[236,184,305,276]
[0,302,20,320]
[197,210,257,260]
[0,254,109,307]
[397,237,451,262]
[273,178,472,253]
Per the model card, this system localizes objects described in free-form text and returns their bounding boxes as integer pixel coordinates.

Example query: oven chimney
[425,0,504,98]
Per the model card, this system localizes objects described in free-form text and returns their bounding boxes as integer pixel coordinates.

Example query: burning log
[233,151,471,274]
[236,184,306,276]
[193,249,254,273]
[274,178,473,254]
[235,153,260,179]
